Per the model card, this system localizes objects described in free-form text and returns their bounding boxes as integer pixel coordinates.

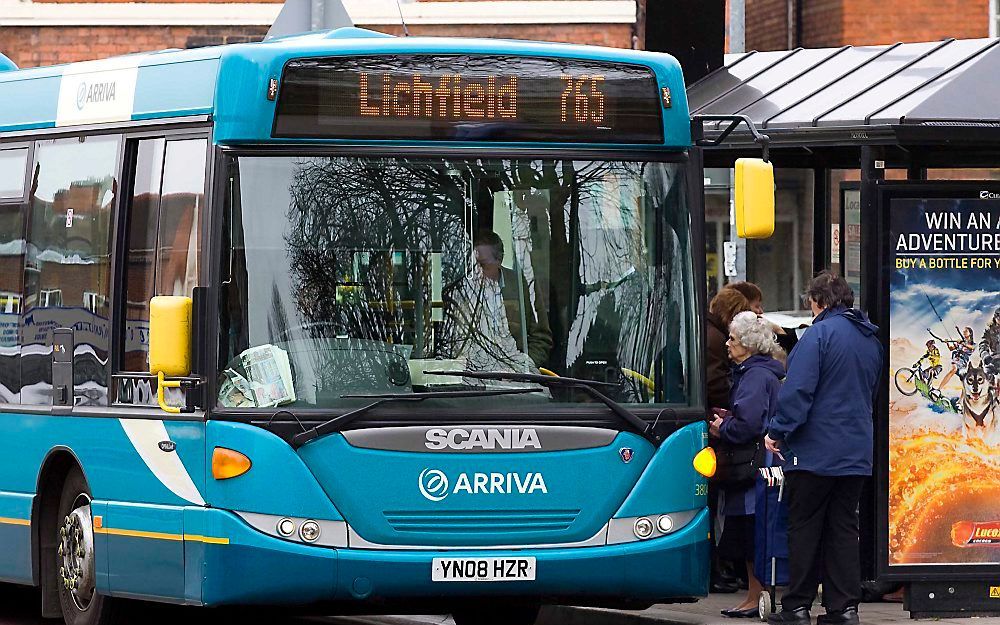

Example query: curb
[539,606,709,625]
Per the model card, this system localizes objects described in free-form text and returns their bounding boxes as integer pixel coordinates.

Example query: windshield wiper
[429,370,657,443]
[290,388,542,448]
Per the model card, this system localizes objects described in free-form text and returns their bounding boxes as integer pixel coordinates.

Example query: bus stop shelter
[689,38,1000,617]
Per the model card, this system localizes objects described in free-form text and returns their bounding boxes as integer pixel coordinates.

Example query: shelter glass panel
[746,169,813,312]
[927,169,1000,181]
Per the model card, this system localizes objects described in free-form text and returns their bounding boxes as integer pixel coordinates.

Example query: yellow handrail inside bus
[621,368,655,393]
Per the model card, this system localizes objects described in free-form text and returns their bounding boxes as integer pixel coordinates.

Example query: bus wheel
[452,605,540,625]
[56,467,115,625]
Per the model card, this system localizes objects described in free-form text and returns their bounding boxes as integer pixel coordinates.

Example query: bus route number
[560,75,605,124]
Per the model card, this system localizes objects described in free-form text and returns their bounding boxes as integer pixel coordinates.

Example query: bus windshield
[218,154,696,410]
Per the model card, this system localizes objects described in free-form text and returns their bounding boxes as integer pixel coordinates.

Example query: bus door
[106,135,207,601]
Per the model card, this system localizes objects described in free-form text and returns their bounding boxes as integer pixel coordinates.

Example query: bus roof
[0,28,690,149]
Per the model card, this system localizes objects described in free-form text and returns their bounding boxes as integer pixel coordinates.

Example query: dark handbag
[713,439,765,485]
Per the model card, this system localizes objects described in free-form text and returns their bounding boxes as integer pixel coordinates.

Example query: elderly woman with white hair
[711,311,786,618]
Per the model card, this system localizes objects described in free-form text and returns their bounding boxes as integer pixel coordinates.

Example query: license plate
[431,557,536,582]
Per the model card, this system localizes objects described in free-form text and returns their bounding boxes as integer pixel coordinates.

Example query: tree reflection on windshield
[218,155,693,410]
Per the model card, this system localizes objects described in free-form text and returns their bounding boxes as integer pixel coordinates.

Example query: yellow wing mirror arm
[157,371,183,414]
[691,115,776,240]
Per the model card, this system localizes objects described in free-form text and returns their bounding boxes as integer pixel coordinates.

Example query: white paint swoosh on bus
[119,419,206,506]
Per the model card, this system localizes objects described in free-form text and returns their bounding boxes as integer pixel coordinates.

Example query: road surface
[0,585,454,625]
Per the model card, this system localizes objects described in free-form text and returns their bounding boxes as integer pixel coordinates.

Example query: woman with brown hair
[707,288,752,410]
[706,287,752,594]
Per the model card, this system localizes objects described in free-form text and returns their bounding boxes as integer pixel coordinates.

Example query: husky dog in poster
[959,360,996,439]
[981,308,1000,380]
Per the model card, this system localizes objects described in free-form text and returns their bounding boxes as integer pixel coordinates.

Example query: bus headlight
[236,511,347,547]
[608,509,699,545]
[300,520,321,542]
[276,518,296,537]
[657,515,674,533]
[633,517,654,539]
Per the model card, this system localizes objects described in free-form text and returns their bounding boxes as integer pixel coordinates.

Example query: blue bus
[0,29,771,625]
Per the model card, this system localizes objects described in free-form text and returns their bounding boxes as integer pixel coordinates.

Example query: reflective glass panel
[0,148,27,198]
[23,135,119,405]
[219,155,695,410]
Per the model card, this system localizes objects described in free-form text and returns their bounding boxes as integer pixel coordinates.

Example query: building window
[993,0,999,38]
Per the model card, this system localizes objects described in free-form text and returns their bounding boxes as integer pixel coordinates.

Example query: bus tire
[452,604,540,625]
[55,467,115,625]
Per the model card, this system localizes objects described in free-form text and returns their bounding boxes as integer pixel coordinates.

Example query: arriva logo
[425,427,541,450]
[418,468,450,501]
[418,468,548,501]
[75,80,117,110]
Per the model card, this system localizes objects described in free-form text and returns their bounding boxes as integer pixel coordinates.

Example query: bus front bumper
[195,508,710,607]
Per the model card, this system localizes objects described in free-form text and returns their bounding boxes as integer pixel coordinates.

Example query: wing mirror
[149,295,192,413]
[734,158,775,239]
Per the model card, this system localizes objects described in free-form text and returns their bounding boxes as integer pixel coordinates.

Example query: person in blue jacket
[764,272,882,625]
[710,311,785,618]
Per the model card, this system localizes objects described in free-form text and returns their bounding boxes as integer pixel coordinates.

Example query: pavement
[543,592,1000,625]
[7,584,1000,625]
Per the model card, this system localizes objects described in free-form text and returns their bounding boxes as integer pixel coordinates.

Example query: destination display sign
[273,55,665,143]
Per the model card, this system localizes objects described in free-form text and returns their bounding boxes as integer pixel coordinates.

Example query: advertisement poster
[889,195,1000,566]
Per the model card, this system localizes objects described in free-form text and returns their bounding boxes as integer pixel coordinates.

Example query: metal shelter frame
[689,37,1000,614]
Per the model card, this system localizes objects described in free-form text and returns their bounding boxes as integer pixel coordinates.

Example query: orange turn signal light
[693,447,717,478]
[212,447,252,480]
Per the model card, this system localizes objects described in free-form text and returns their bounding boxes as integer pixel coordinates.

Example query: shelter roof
[688,38,1000,147]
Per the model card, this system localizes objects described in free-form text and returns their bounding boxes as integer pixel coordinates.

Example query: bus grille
[383,509,580,534]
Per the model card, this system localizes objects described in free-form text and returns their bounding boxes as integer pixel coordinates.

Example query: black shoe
[711,580,740,593]
[767,607,811,625]
[722,607,761,618]
[817,607,859,625]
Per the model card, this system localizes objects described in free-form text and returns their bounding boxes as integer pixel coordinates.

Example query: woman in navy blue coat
[710,311,785,618]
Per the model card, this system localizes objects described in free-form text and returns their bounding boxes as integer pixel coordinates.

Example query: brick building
[744,0,995,51]
[0,0,638,69]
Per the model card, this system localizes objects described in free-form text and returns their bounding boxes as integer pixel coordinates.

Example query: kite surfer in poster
[938,326,976,391]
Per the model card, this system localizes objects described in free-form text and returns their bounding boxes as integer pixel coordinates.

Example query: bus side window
[22,136,120,407]
[0,147,27,403]
[121,138,207,375]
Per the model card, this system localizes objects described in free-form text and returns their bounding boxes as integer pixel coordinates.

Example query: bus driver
[452,231,552,372]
